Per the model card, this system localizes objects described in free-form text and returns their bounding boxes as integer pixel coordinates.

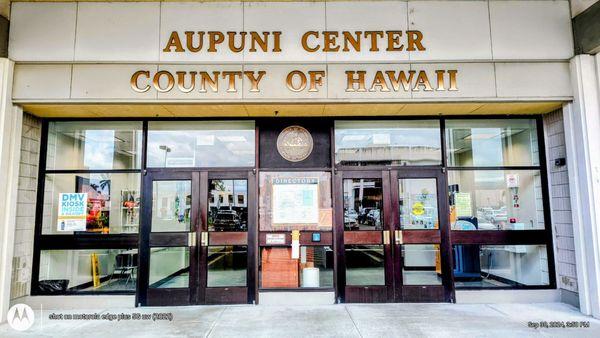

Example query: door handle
[188,232,197,247]
[382,230,390,245]
[201,232,209,247]
[395,230,403,245]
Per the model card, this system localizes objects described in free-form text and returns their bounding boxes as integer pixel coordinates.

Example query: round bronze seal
[276,125,314,162]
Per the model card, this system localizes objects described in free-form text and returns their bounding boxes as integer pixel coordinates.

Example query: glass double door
[338,169,453,303]
[138,170,255,306]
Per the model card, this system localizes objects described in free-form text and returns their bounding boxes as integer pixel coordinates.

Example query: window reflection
[260,246,333,288]
[83,130,115,169]
[345,245,385,285]
[149,247,189,288]
[208,180,248,232]
[207,246,247,287]
[448,170,544,230]
[46,121,142,170]
[42,173,141,235]
[152,181,191,232]
[38,249,138,293]
[399,178,439,230]
[453,245,549,288]
[147,121,255,168]
[335,120,441,166]
[343,179,383,230]
[402,245,442,285]
[445,119,539,167]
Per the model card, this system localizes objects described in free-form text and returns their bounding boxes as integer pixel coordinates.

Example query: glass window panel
[42,173,140,235]
[445,119,539,167]
[38,249,137,293]
[46,121,142,170]
[149,247,189,288]
[399,178,439,230]
[343,178,383,231]
[259,172,332,231]
[207,246,247,287]
[208,180,248,232]
[260,246,333,288]
[152,180,191,232]
[345,245,385,285]
[453,245,550,288]
[335,120,442,166]
[402,245,442,285]
[147,121,255,168]
[448,170,544,230]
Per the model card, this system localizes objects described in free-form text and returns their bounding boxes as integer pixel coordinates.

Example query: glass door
[203,171,255,304]
[337,169,454,303]
[139,170,256,306]
[139,170,199,306]
[337,170,394,302]
[391,169,453,302]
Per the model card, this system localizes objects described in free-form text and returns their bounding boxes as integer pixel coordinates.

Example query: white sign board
[57,193,87,231]
[265,233,286,245]
[455,192,472,217]
[506,174,520,188]
[272,178,319,224]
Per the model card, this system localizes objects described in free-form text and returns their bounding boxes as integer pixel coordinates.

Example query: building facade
[1,0,600,321]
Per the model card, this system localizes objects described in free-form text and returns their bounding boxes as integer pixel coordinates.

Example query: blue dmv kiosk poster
[57,193,88,232]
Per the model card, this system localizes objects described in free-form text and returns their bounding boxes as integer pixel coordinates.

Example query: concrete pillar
[0,58,21,323]
[563,54,600,318]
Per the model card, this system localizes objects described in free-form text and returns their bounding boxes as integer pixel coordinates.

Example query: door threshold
[258,291,335,305]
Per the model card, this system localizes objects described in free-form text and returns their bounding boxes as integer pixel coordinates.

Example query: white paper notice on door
[272,178,319,224]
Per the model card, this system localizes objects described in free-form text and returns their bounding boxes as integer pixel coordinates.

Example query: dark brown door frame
[139,169,200,306]
[391,168,455,303]
[336,170,395,303]
[336,168,455,303]
[139,169,256,306]
[203,170,256,304]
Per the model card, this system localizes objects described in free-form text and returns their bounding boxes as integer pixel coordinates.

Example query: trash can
[301,267,320,287]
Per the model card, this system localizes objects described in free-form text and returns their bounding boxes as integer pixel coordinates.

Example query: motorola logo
[7,303,34,331]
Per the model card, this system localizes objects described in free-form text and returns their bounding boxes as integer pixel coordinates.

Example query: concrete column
[563,54,600,318]
[0,57,21,323]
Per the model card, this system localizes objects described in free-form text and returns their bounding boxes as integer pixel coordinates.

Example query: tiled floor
[1,302,599,337]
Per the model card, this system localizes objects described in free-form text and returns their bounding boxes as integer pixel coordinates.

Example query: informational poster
[272,178,319,224]
[506,174,520,188]
[57,193,88,231]
[454,192,472,217]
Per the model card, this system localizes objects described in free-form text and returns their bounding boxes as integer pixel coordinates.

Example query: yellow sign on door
[411,202,425,216]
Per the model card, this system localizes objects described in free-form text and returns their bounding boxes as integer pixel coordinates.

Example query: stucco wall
[9,1,574,103]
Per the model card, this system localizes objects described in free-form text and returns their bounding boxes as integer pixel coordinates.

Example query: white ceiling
[21,101,564,118]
